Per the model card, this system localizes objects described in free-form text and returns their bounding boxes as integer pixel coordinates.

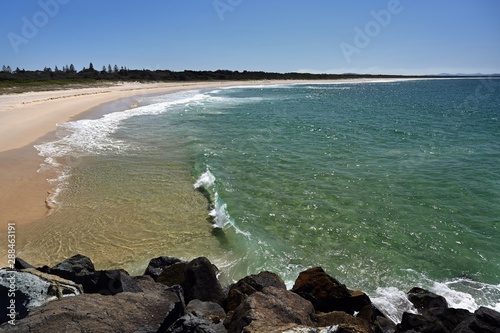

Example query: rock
[157,262,188,287]
[165,312,228,333]
[48,255,142,295]
[398,311,449,333]
[165,300,227,333]
[426,307,472,332]
[226,271,286,312]
[14,257,35,270]
[291,267,370,314]
[313,311,371,333]
[95,269,143,295]
[185,299,226,323]
[280,326,341,333]
[0,269,83,324]
[407,287,448,312]
[356,304,396,333]
[453,306,500,333]
[346,290,373,314]
[183,257,226,305]
[144,256,185,282]
[0,285,182,333]
[49,254,98,293]
[155,288,186,333]
[225,286,315,333]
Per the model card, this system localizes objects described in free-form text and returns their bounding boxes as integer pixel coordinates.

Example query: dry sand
[0,79,411,231]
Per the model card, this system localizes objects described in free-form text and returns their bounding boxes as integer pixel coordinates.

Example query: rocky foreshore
[1,255,499,333]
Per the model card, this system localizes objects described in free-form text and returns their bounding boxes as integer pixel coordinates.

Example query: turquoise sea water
[25,79,500,320]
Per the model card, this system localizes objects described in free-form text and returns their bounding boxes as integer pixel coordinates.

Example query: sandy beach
[0,78,412,231]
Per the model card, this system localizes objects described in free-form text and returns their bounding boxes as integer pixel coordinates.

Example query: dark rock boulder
[158,262,188,287]
[164,300,227,333]
[226,271,286,312]
[398,311,449,333]
[49,254,98,293]
[0,269,82,324]
[291,267,370,314]
[48,255,142,295]
[183,257,226,306]
[95,269,143,295]
[407,287,448,312]
[185,299,226,323]
[313,311,371,333]
[425,307,473,332]
[224,286,315,333]
[144,256,185,282]
[0,284,182,333]
[453,306,500,333]
[14,257,35,270]
[357,304,397,333]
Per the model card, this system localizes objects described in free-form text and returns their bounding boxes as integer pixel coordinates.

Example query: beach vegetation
[0,64,497,94]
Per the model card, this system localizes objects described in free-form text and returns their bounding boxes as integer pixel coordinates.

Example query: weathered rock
[165,312,227,333]
[49,254,98,293]
[313,311,371,333]
[398,311,449,333]
[425,307,472,332]
[144,256,185,282]
[226,271,286,312]
[165,300,227,333]
[95,269,143,295]
[225,286,315,333]
[186,299,226,322]
[155,288,185,333]
[0,269,82,324]
[291,267,370,314]
[157,262,188,287]
[346,290,373,314]
[14,257,35,270]
[453,306,500,333]
[357,304,396,333]
[0,286,182,333]
[183,257,226,305]
[280,326,342,333]
[407,287,448,312]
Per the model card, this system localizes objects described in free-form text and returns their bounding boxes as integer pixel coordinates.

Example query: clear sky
[1,0,499,75]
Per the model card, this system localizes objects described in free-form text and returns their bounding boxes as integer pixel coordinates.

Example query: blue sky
[1,0,499,75]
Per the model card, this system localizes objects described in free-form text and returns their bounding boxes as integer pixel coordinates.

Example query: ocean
[21,78,500,321]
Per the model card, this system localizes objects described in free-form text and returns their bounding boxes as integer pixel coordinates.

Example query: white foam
[34,90,211,207]
[371,287,417,323]
[194,168,216,189]
[193,167,251,236]
[430,278,500,313]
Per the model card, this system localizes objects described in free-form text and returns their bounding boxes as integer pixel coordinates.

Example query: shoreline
[0,78,424,231]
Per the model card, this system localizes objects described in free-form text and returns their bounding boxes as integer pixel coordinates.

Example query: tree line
[0,62,445,85]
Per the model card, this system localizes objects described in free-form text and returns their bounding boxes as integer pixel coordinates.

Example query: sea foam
[194,168,250,236]
[34,90,210,205]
